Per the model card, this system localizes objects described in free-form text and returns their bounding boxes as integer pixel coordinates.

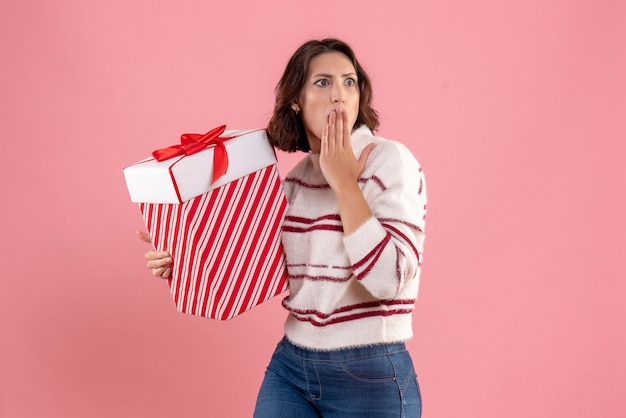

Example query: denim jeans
[253,337,421,418]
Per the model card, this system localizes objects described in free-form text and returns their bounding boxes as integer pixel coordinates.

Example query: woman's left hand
[319,109,376,192]
[319,109,377,234]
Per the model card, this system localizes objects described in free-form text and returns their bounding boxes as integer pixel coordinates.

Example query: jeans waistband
[280,337,407,361]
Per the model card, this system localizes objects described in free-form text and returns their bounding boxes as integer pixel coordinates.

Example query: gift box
[124,127,288,320]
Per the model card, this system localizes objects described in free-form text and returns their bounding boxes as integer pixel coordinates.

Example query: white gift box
[123,126,288,320]
[123,128,278,204]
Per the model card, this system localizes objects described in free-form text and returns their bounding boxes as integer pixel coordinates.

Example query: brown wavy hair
[267,38,380,152]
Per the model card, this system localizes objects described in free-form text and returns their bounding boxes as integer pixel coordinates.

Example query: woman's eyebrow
[311,72,357,78]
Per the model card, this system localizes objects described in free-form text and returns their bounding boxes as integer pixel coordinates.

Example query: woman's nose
[331,86,345,103]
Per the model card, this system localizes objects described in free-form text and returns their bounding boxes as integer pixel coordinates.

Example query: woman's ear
[291,102,300,113]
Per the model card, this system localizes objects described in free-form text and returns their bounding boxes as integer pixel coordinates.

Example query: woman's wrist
[335,184,372,235]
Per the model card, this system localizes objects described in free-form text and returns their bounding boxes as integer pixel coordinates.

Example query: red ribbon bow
[152,125,234,185]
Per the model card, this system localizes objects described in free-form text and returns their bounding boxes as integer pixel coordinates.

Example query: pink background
[2,0,624,417]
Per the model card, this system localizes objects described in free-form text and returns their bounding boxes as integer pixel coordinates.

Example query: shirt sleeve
[342,141,427,300]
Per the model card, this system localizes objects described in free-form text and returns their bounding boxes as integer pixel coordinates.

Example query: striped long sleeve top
[281,125,427,350]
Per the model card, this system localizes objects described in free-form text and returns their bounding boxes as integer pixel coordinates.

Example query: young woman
[138,38,427,417]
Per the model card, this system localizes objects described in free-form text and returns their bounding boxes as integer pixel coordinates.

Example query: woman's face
[293,52,360,153]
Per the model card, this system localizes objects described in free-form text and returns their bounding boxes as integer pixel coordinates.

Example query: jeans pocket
[340,355,397,382]
[388,352,420,394]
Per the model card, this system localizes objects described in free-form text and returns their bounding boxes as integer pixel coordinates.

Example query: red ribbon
[152,125,234,185]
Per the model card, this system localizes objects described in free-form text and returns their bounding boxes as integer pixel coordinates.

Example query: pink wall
[2,0,624,417]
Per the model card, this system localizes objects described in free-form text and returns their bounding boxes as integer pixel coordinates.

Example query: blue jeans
[254,337,422,417]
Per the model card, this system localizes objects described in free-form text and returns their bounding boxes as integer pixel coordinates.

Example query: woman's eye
[315,79,329,87]
[345,78,356,86]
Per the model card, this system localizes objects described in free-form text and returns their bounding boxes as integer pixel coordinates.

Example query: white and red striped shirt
[281,126,427,350]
